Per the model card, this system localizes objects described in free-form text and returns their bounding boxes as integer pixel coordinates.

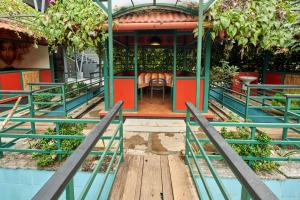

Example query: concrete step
[123,119,186,133]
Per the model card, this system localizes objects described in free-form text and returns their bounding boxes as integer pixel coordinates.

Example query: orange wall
[39,69,53,82]
[114,78,135,110]
[0,72,22,90]
[175,79,204,111]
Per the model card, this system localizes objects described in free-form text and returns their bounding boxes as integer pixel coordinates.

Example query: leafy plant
[77,82,88,94]
[271,92,300,108]
[37,0,107,53]
[210,60,239,86]
[33,95,53,109]
[209,0,299,51]
[64,83,76,98]
[32,119,86,167]
[220,114,277,172]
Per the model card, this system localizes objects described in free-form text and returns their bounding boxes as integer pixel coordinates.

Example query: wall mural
[0,40,50,71]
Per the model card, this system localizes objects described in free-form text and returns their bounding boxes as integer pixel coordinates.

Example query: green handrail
[185,102,279,200]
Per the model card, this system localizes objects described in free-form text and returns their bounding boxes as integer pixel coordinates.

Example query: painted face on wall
[0,41,16,66]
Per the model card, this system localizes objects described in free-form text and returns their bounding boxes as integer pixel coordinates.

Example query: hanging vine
[37,0,107,53]
[208,0,299,51]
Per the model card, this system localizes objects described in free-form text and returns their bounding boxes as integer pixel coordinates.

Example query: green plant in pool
[32,119,86,167]
[220,114,277,172]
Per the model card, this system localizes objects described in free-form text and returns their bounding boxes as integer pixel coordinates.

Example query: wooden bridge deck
[110,154,198,200]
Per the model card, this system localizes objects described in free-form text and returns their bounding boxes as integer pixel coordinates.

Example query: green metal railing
[31,101,124,200]
[282,94,300,140]
[185,102,300,200]
[0,101,124,199]
[0,90,36,155]
[210,83,300,123]
[29,77,103,116]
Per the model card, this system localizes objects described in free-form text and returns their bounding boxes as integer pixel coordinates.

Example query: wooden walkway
[110,154,198,200]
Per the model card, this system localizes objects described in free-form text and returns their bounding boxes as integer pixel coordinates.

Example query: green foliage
[64,83,76,98]
[209,0,299,51]
[272,92,300,108]
[0,0,43,40]
[33,119,86,167]
[220,114,277,172]
[210,60,238,86]
[33,95,53,109]
[77,82,88,93]
[37,0,107,53]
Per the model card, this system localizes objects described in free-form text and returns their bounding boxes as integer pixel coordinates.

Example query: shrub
[220,113,277,172]
[32,119,86,167]
[271,92,300,108]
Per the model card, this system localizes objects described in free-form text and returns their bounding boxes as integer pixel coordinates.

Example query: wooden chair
[149,78,166,101]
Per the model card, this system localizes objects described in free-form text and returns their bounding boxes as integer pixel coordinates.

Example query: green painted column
[103,43,109,111]
[203,30,212,113]
[172,30,177,112]
[134,32,138,111]
[48,50,55,82]
[196,0,204,110]
[108,0,114,108]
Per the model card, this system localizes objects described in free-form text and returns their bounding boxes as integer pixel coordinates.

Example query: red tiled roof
[115,10,198,24]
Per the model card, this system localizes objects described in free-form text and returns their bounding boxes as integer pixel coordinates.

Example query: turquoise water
[0,168,113,200]
[195,176,300,200]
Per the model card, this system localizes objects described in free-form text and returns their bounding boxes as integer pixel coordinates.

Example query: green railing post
[0,137,3,158]
[241,186,251,200]
[244,85,250,122]
[65,178,75,200]
[56,123,62,161]
[185,109,191,165]
[62,85,67,116]
[119,107,124,161]
[282,97,291,140]
[248,127,256,166]
[28,91,36,134]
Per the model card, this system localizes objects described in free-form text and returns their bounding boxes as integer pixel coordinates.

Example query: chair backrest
[149,78,166,87]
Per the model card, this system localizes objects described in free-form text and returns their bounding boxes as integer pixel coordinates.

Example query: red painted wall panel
[265,72,283,84]
[114,78,135,110]
[0,72,22,90]
[176,79,204,111]
[39,69,53,82]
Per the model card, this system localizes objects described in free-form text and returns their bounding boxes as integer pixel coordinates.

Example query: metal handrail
[32,101,124,200]
[186,102,278,200]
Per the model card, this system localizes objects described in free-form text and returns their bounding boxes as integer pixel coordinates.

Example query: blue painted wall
[0,168,113,200]
[196,176,300,200]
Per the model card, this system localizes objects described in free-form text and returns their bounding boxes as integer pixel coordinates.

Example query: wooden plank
[109,155,132,200]
[160,156,174,200]
[168,155,198,200]
[121,155,144,200]
[140,154,163,200]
